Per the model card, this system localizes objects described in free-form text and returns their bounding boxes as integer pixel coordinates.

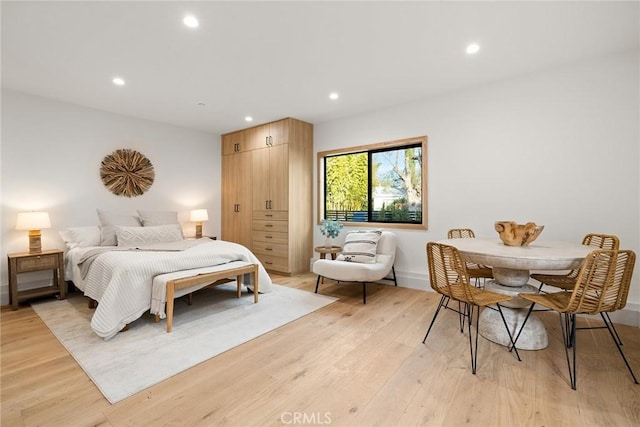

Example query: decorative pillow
[336,230,382,264]
[97,209,142,246]
[59,226,101,249]
[115,224,183,247]
[137,210,179,227]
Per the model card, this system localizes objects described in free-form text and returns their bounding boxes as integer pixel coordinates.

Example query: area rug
[31,283,337,404]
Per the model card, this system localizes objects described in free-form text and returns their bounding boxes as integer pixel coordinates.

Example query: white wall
[1,91,220,303]
[313,49,640,326]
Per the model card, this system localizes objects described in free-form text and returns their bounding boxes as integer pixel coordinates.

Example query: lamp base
[195,222,203,239]
[28,229,43,253]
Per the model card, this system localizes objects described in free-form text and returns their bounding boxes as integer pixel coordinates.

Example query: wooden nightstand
[8,249,65,310]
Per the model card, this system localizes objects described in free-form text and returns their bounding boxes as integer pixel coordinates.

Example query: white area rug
[31,283,336,404]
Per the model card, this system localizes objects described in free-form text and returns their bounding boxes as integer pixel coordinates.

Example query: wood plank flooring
[2,273,639,426]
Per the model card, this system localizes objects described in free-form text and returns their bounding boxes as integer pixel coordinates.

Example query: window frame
[317,135,428,230]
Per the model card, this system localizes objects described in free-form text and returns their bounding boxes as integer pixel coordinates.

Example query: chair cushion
[313,258,390,282]
[337,230,382,263]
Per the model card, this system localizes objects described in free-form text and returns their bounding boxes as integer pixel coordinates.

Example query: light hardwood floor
[2,273,639,426]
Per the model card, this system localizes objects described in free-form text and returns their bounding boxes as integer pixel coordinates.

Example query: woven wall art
[100,149,155,197]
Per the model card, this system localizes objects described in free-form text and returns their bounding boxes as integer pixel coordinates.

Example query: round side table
[314,245,342,260]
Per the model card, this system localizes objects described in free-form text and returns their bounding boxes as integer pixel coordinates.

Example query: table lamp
[190,209,208,239]
[16,212,51,253]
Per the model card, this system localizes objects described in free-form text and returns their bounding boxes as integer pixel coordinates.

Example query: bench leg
[166,282,175,333]
[253,265,259,303]
[236,274,242,298]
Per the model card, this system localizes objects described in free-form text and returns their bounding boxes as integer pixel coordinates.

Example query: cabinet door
[221,151,252,247]
[268,119,287,146]
[246,124,270,151]
[222,131,245,155]
[268,144,289,211]
[251,144,289,211]
[251,147,270,210]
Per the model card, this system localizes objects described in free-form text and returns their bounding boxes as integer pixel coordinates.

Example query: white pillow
[115,224,183,247]
[336,230,382,264]
[59,226,101,249]
[97,209,142,246]
[137,210,179,226]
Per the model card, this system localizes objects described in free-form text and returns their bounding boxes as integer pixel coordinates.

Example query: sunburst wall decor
[100,149,155,197]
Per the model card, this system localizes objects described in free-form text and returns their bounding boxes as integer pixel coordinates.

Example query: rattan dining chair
[531,233,622,344]
[514,249,637,390]
[531,233,619,291]
[423,242,521,374]
[447,228,493,287]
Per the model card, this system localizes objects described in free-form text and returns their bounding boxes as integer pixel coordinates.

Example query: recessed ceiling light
[183,15,199,28]
[197,102,206,107]
[466,43,480,55]
[329,92,339,100]
[245,116,253,122]
[112,77,125,86]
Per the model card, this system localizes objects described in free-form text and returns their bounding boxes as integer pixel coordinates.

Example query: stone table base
[478,280,548,350]
[478,306,548,350]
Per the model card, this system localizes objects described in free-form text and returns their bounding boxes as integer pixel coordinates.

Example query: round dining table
[438,238,593,350]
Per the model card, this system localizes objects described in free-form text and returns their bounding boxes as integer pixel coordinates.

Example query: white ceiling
[2,1,638,135]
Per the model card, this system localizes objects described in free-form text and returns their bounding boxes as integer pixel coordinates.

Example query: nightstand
[8,249,65,310]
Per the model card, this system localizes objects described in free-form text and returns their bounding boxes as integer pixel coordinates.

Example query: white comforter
[67,239,272,339]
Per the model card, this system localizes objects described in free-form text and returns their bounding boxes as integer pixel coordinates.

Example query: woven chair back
[426,242,476,304]
[582,233,620,250]
[564,233,620,280]
[447,228,475,239]
[566,249,635,314]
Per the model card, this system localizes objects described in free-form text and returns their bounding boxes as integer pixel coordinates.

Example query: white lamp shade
[16,212,51,230]
[190,209,209,222]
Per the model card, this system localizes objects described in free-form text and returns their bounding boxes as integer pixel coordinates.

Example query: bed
[61,216,273,340]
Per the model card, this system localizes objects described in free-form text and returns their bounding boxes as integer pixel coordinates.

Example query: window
[318,136,427,229]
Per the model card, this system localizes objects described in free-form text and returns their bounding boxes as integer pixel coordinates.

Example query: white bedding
[66,239,273,339]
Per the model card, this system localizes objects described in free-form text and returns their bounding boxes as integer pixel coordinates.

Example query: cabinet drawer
[253,210,288,221]
[252,220,288,233]
[256,254,289,273]
[252,241,288,258]
[16,254,59,272]
[253,231,288,245]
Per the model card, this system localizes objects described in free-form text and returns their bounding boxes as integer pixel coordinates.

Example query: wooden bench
[153,262,259,332]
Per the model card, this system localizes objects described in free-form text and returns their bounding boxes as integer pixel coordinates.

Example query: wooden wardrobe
[221,117,313,274]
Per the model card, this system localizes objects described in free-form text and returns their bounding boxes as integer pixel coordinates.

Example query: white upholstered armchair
[313,230,398,303]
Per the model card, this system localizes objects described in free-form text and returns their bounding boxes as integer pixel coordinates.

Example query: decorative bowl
[495,221,544,246]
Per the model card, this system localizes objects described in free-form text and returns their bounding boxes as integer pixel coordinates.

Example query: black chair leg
[510,302,536,352]
[559,313,578,390]
[441,296,463,333]
[603,312,624,346]
[496,304,521,361]
[362,282,367,304]
[391,266,398,287]
[314,275,321,294]
[601,313,639,384]
[422,295,447,343]
[467,304,479,375]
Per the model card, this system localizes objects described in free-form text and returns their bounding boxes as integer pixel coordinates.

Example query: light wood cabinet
[252,143,288,211]
[221,150,252,248]
[221,117,313,274]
